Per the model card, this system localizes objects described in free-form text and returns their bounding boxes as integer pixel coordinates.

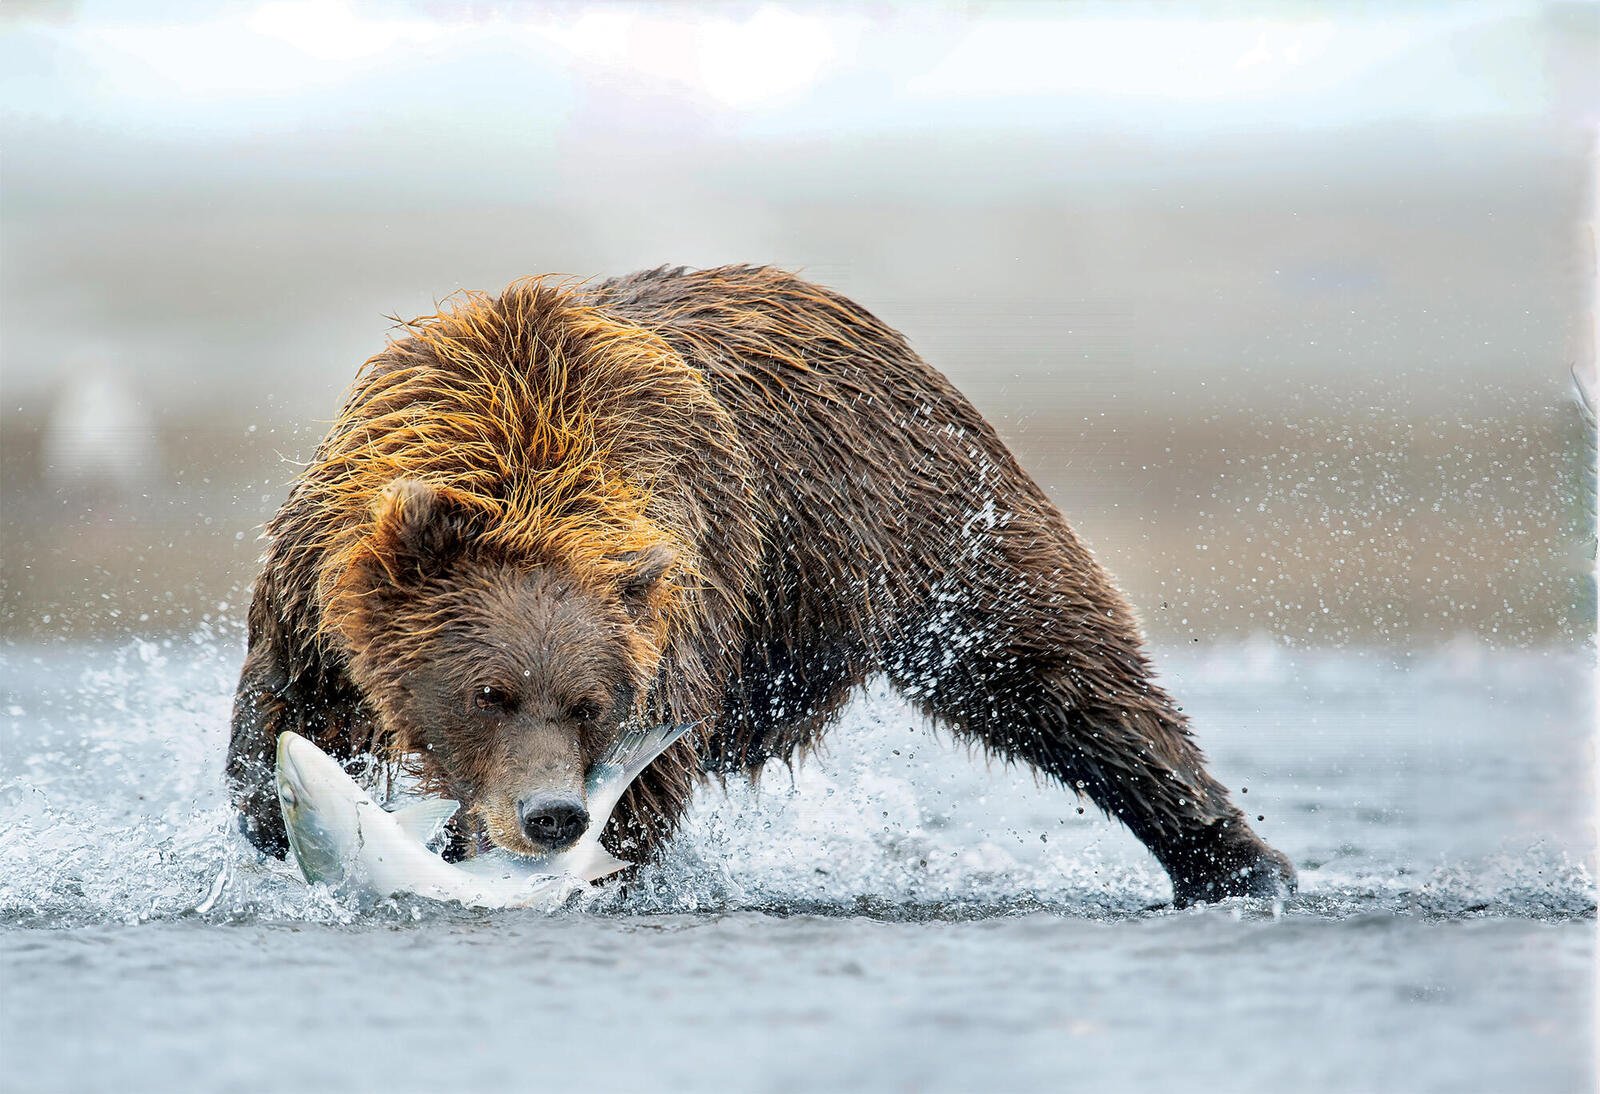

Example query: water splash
[1,635,1592,928]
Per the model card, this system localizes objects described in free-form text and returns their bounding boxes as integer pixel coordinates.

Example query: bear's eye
[472,686,517,715]
[567,701,602,724]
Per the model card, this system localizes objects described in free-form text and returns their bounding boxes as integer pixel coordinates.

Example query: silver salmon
[274,722,694,908]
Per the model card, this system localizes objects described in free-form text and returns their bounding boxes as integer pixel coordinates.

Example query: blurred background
[1,0,1595,650]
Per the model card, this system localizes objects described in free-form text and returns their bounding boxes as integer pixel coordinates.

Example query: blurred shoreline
[2,388,1589,648]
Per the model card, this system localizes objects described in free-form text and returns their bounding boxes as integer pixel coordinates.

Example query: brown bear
[226,264,1294,906]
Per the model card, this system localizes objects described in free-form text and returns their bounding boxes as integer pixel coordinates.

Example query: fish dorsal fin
[391,799,460,845]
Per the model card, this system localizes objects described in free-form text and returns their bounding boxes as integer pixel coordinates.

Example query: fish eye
[472,685,517,715]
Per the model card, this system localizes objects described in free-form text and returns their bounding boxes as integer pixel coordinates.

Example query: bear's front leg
[885,572,1295,907]
[1160,819,1299,907]
[901,645,1297,906]
[227,636,379,861]
[226,638,293,858]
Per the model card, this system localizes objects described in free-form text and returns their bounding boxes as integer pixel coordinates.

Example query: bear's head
[329,478,675,856]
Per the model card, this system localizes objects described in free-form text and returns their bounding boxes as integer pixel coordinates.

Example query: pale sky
[1,2,1587,141]
[0,2,1590,415]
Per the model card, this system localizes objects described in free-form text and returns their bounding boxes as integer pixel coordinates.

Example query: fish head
[327,479,676,857]
[275,731,363,887]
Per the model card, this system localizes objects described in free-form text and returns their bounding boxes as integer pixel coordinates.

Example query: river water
[1,635,1592,1093]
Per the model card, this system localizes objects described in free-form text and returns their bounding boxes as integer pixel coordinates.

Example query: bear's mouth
[441,808,563,860]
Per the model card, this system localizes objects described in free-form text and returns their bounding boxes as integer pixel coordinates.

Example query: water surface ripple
[1,637,1592,1092]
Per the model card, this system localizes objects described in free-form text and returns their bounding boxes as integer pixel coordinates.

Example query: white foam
[0,636,1592,926]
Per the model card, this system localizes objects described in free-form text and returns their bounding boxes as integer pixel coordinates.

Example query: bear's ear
[613,544,675,610]
[364,478,468,587]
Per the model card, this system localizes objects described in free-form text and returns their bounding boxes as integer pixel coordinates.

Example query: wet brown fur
[228,265,1293,904]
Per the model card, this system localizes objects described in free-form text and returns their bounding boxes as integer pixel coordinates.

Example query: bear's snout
[517,794,589,850]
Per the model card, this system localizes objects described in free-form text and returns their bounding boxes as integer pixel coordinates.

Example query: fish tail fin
[586,721,699,803]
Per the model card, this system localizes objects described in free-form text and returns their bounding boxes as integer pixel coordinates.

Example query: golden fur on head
[291,277,741,655]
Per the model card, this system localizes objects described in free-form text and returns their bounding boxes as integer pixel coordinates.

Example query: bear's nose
[517,795,589,849]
